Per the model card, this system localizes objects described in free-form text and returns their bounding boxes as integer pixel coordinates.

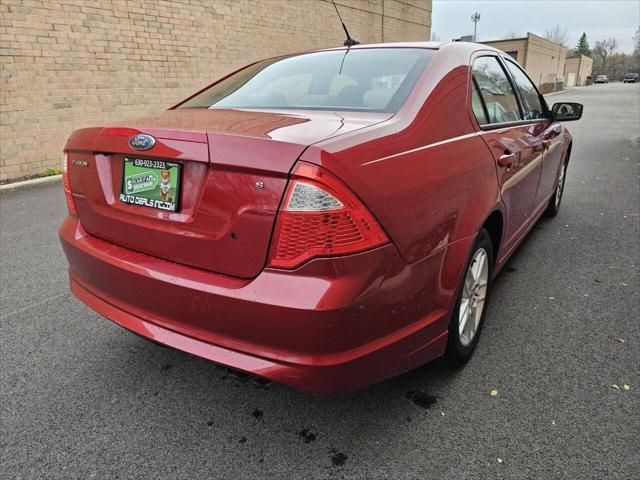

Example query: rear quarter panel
[302,52,501,264]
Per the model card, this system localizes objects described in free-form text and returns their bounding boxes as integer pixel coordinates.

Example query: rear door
[471,55,545,253]
[502,58,562,210]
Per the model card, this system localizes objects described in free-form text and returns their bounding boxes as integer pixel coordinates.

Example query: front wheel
[443,229,494,367]
[544,158,567,217]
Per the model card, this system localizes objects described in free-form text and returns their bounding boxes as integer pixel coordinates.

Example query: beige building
[564,55,593,86]
[0,0,432,182]
[482,33,567,93]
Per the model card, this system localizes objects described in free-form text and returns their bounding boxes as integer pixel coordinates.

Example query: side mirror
[552,102,583,121]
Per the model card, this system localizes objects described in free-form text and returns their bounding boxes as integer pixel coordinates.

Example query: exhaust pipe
[225,367,271,389]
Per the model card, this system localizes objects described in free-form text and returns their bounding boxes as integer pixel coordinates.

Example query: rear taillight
[268,162,388,269]
[62,152,78,217]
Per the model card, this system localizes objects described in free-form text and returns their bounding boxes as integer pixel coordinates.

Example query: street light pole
[471,12,481,42]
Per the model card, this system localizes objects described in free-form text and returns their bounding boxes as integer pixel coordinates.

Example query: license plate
[119,158,181,212]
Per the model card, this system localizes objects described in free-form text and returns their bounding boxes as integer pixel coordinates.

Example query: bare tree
[544,25,569,47]
[504,30,521,39]
[592,38,619,75]
[607,52,640,80]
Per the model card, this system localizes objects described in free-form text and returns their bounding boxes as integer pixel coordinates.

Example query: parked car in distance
[623,72,639,83]
[594,75,609,83]
[59,41,582,394]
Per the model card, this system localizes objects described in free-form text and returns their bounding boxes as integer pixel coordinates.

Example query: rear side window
[178,48,433,113]
[505,59,547,120]
[472,56,521,124]
[471,80,488,125]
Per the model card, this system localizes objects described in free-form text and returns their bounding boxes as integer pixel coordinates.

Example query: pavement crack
[0,292,70,319]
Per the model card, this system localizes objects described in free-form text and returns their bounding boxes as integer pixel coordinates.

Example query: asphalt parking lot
[1,82,638,479]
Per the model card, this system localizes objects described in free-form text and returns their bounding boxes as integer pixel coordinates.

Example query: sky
[432,0,639,53]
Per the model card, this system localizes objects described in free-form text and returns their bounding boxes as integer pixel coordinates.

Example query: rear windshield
[178,48,433,113]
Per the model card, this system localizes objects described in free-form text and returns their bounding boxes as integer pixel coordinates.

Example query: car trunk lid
[65,109,390,278]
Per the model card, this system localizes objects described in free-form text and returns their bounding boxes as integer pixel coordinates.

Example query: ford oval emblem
[129,134,155,151]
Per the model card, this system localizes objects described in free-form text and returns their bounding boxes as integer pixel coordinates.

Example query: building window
[506,51,518,61]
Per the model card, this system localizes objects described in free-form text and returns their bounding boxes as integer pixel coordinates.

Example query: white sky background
[432,0,639,53]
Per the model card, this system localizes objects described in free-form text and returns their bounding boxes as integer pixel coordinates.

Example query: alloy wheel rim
[458,248,489,347]
[555,163,566,208]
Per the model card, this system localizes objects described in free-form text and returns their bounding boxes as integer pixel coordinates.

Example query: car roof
[346,41,447,49]
[307,41,506,61]
[314,40,501,52]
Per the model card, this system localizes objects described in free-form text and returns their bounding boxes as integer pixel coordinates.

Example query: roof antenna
[331,0,360,47]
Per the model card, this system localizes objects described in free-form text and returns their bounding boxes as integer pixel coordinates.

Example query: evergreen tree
[575,32,591,57]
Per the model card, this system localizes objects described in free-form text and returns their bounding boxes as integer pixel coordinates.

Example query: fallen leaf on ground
[623,384,630,390]
[611,384,620,390]
[489,389,498,396]
[615,337,626,343]
[497,458,503,464]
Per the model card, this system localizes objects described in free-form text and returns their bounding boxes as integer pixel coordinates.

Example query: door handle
[543,124,562,141]
[498,152,516,167]
[549,123,562,136]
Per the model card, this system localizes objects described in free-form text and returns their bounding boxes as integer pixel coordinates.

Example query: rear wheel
[544,158,567,217]
[443,229,494,367]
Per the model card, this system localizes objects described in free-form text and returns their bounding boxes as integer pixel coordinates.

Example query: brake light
[268,162,388,269]
[62,152,78,217]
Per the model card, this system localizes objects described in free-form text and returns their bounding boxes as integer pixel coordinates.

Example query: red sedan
[59,42,582,394]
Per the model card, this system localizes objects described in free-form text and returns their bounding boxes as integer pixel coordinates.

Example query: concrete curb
[0,174,62,193]
[545,87,576,97]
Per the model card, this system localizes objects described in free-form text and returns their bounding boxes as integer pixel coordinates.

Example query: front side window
[472,56,521,124]
[178,48,433,113]
[505,59,547,120]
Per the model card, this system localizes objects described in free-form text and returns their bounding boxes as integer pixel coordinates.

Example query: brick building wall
[0,0,431,182]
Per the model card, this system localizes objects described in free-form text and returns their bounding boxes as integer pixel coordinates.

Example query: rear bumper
[60,216,456,394]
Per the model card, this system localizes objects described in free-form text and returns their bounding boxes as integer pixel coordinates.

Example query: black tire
[443,228,494,367]
[544,157,568,217]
